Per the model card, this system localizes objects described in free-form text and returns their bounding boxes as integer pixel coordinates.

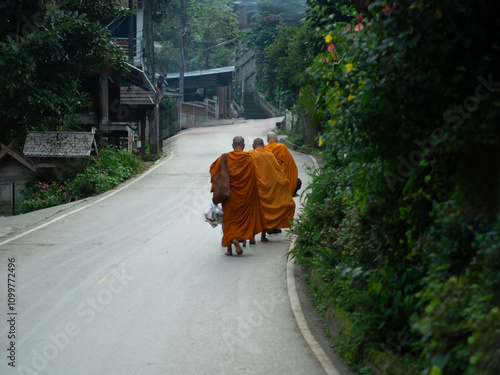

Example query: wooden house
[0,143,36,215]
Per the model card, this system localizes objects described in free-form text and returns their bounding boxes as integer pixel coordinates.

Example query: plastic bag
[203,203,224,228]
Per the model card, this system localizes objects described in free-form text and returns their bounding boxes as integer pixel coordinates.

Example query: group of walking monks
[209,132,300,256]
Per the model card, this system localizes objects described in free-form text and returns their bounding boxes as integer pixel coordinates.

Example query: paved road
[0,118,353,375]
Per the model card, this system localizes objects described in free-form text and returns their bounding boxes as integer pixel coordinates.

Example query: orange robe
[265,141,299,196]
[210,150,266,247]
[249,148,295,229]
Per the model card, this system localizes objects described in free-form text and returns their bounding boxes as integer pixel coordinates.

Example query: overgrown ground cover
[290,1,500,374]
[18,146,143,214]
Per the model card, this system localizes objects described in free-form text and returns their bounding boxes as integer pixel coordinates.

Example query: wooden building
[0,143,36,215]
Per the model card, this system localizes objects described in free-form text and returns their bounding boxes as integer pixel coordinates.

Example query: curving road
[0,118,353,375]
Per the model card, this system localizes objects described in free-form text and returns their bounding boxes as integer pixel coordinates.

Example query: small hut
[0,143,36,215]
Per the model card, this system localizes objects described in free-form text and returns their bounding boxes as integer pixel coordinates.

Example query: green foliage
[155,0,240,72]
[290,0,500,373]
[248,1,312,107]
[17,181,74,214]
[17,146,143,214]
[0,0,128,144]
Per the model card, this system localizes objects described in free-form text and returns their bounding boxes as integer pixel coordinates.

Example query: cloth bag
[212,153,230,204]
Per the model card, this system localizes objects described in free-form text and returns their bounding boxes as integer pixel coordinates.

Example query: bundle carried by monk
[203,203,223,228]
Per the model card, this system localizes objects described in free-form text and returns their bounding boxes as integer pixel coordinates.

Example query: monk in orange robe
[210,136,266,256]
[265,132,300,197]
[249,138,295,241]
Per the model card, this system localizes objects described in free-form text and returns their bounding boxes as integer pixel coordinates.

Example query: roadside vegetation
[0,0,129,145]
[262,0,500,374]
[17,146,143,214]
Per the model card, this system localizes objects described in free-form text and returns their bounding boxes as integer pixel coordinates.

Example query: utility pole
[144,0,159,154]
[128,0,135,63]
[179,0,186,131]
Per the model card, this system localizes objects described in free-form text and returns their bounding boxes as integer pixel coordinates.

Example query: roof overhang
[123,63,156,92]
[166,66,235,90]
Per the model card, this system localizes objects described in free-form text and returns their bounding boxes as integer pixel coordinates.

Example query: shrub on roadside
[18,146,143,214]
[17,182,73,214]
[290,0,500,373]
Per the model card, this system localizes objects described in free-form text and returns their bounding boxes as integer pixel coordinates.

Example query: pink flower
[346,24,351,32]
[382,3,396,13]
[357,15,364,21]
[328,43,336,53]
[354,23,364,31]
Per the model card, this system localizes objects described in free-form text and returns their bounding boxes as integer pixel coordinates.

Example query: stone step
[242,91,268,119]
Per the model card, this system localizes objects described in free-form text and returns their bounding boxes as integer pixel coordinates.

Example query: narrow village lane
[0,119,352,375]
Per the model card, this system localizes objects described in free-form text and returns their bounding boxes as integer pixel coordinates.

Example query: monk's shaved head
[232,136,245,150]
[252,137,265,149]
[267,132,278,143]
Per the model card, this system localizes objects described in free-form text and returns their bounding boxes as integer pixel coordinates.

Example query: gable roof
[24,131,95,158]
[0,143,36,171]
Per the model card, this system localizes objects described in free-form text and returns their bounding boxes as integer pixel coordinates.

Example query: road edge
[286,236,343,375]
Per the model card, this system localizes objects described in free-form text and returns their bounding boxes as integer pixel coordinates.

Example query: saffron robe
[210,150,266,247]
[265,141,299,197]
[249,148,296,229]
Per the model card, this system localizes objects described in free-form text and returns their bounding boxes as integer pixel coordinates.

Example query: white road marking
[286,236,341,375]
[0,152,175,247]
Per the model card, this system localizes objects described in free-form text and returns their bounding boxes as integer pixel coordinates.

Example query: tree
[154,0,240,73]
[247,0,308,105]
[291,0,500,372]
[0,0,128,145]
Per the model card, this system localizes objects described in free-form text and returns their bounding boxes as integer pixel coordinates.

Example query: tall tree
[154,0,240,73]
[0,0,128,145]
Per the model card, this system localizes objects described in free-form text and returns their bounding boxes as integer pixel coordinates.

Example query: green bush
[290,0,500,373]
[18,146,143,214]
[17,182,73,214]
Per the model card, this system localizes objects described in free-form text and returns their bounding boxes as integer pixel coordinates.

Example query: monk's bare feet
[224,245,233,256]
[261,232,269,242]
[232,239,243,255]
[249,236,256,245]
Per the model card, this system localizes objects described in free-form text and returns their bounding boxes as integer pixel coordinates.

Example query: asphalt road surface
[0,118,354,375]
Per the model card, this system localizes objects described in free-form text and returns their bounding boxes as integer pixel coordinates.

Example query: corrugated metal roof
[24,132,94,158]
[166,66,235,80]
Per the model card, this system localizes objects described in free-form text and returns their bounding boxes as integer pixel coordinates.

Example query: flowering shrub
[17,182,73,214]
[17,146,143,214]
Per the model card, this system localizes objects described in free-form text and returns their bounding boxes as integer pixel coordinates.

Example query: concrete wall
[236,50,256,93]
[282,110,297,132]
[181,102,207,128]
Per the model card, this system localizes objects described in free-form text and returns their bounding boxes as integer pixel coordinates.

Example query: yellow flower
[318,137,323,147]
[348,94,353,101]
[346,63,353,72]
[342,197,347,202]
[325,34,333,44]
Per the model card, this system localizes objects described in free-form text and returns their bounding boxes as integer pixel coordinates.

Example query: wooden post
[140,118,146,156]
[99,67,109,127]
[11,182,15,215]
